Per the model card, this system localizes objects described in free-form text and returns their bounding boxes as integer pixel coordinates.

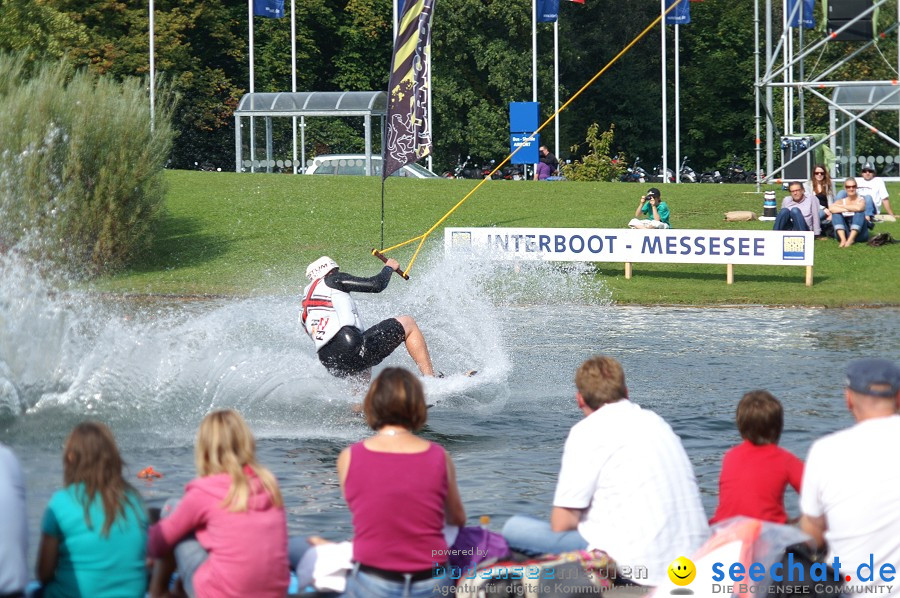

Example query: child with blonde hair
[37,421,148,598]
[148,409,288,598]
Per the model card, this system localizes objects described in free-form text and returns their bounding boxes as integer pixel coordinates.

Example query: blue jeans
[173,538,208,598]
[500,515,588,556]
[160,499,208,598]
[831,211,871,242]
[341,566,455,598]
[773,207,810,231]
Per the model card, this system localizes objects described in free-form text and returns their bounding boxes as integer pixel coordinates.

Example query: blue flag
[665,0,690,25]
[788,0,814,28]
[537,0,559,23]
[253,0,284,18]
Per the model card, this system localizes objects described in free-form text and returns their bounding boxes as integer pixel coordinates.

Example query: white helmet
[306,256,338,281]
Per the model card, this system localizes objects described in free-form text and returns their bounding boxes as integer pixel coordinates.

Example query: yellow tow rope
[377,3,681,278]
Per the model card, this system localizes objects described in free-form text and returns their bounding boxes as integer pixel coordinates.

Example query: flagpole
[660,0,668,183]
[149,0,155,133]
[532,0,537,103]
[427,1,433,174]
[248,0,256,173]
[532,0,538,178]
[291,0,297,174]
[554,19,560,163]
[674,22,680,183]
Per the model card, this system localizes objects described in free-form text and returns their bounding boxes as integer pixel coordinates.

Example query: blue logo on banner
[783,236,806,260]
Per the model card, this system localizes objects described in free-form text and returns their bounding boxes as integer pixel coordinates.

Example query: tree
[562,123,625,182]
[0,0,88,67]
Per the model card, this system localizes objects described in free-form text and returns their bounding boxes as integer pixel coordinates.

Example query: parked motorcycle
[699,168,722,183]
[723,154,749,183]
[441,155,470,179]
[620,157,649,183]
[679,156,697,183]
[501,164,525,180]
[653,161,675,184]
[481,159,503,180]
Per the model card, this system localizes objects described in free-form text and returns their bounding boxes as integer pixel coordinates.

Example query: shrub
[0,52,174,276]
[562,123,625,182]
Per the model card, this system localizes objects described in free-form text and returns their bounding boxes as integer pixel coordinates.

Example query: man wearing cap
[300,256,435,378]
[799,358,900,597]
[856,163,895,219]
[628,188,670,229]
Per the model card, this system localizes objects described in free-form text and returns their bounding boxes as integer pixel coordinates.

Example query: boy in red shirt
[710,390,804,524]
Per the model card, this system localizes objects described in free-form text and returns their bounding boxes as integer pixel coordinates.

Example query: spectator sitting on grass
[773,181,821,235]
[709,390,803,525]
[628,187,670,229]
[827,178,875,248]
[535,161,551,181]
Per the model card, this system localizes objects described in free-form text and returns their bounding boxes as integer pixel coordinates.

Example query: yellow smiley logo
[668,556,696,586]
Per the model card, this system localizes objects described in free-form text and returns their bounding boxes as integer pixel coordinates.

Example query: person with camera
[628,187,670,229]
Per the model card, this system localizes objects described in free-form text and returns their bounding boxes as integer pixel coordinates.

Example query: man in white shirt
[856,163,895,217]
[501,356,709,587]
[0,443,27,598]
[800,358,900,597]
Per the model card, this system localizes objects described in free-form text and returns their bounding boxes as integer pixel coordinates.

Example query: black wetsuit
[313,267,406,377]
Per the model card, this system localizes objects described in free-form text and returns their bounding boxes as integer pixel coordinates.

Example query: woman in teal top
[37,422,148,598]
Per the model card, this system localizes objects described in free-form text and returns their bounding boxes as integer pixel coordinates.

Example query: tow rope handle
[372,249,410,280]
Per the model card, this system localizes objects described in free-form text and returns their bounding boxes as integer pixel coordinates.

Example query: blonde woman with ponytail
[148,410,288,598]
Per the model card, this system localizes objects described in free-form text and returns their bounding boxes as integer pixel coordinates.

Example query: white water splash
[0,246,615,433]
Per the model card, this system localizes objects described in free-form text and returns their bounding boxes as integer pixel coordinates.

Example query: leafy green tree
[432,0,552,171]
[0,0,88,67]
[562,123,624,181]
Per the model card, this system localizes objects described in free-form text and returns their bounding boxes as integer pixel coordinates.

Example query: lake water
[1,251,898,569]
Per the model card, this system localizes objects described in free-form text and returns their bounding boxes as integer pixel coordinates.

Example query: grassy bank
[98,170,900,306]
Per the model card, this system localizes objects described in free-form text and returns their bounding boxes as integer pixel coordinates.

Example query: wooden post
[625,262,633,279]
[726,263,734,285]
[805,265,813,287]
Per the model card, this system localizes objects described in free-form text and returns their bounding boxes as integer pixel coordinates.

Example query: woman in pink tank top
[337,367,467,598]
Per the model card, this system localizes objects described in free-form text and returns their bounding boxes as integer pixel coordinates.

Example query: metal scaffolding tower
[755,0,900,184]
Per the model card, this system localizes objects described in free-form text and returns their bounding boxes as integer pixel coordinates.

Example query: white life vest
[300,278,364,351]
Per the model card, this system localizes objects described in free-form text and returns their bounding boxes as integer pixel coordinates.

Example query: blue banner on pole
[537,0,559,23]
[788,0,815,28]
[253,0,285,18]
[665,0,690,25]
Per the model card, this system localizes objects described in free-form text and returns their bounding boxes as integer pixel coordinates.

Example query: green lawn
[98,170,900,306]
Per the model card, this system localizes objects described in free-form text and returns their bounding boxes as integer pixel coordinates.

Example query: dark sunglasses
[814,171,825,175]
[845,184,858,189]
[862,169,875,173]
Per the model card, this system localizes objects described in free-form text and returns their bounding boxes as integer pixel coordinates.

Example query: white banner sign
[444,228,814,266]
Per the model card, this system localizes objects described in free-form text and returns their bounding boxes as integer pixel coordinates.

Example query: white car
[305,154,439,178]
